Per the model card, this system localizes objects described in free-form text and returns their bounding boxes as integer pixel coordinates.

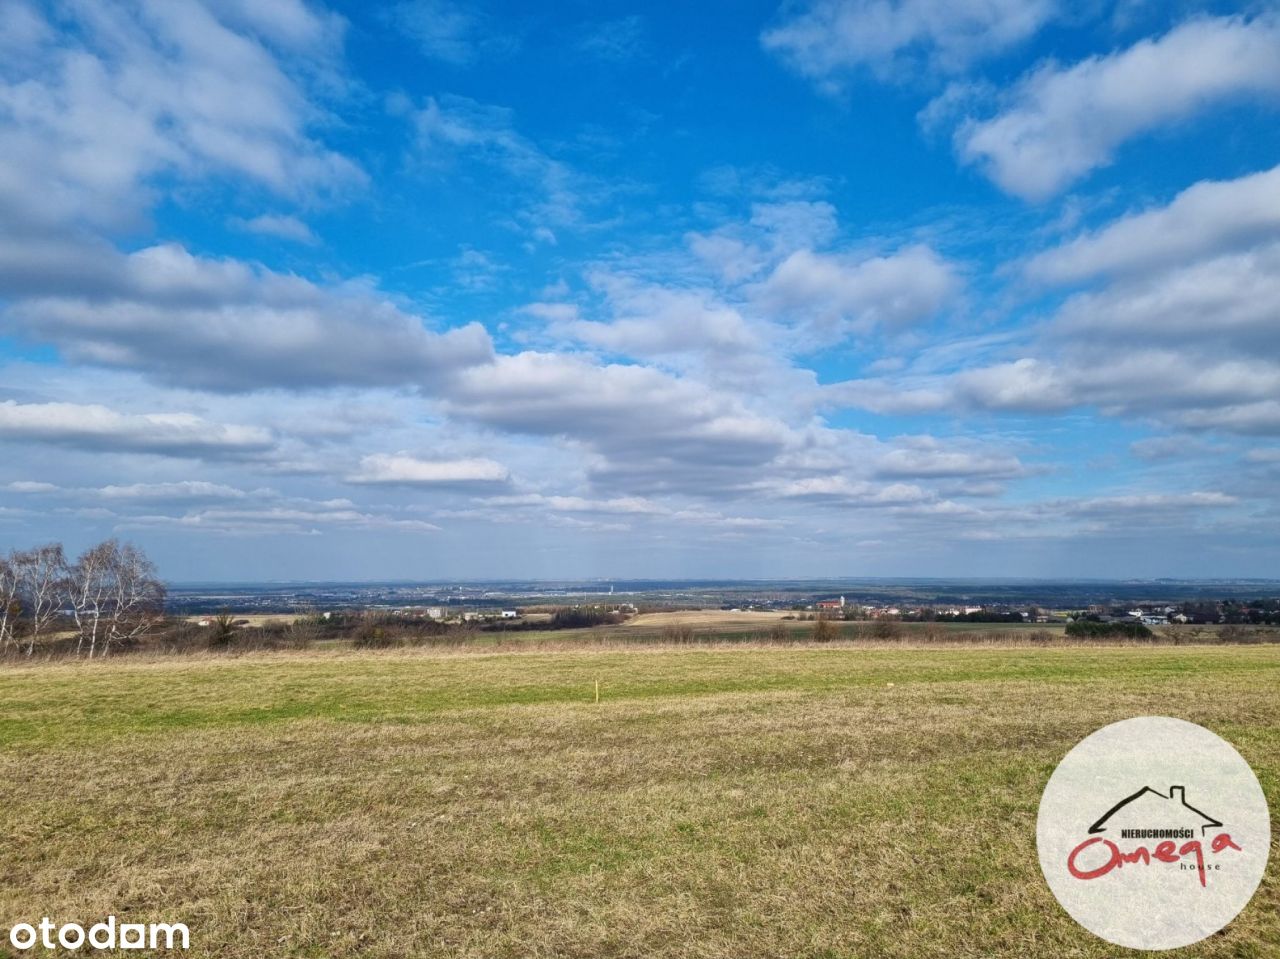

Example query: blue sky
[2,0,1280,581]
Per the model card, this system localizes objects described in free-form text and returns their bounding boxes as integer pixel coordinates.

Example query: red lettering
[1152,840,1178,863]
[1066,833,1244,887]
[1068,837,1119,880]
[1120,846,1150,866]
[1179,840,1206,887]
[1212,833,1242,853]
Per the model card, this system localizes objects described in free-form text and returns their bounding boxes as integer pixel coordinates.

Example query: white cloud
[957,15,1280,200]
[564,279,763,357]
[813,162,1266,437]
[763,0,1058,87]
[229,213,319,244]
[0,400,274,457]
[442,352,798,495]
[484,493,667,515]
[686,200,840,284]
[3,242,494,391]
[766,475,932,507]
[123,503,442,536]
[348,454,511,488]
[4,480,58,494]
[874,440,1026,479]
[386,0,513,65]
[1176,401,1280,437]
[1027,164,1280,283]
[577,16,646,62]
[97,481,255,502]
[830,349,1280,436]
[203,0,344,52]
[1054,242,1280,345]
[0,0,362,234]
[756,245,961,339]
[410,94,583,230]
[1053,491,1238,517]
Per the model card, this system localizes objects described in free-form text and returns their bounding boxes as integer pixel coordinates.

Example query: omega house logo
[1038,717,1271,951]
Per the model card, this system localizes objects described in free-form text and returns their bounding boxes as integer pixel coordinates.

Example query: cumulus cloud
[561,279,764,358]
[1053,243,1280,346]
[762,0,1057,86]
[874,440,1026,479]
[348,453,511,488]
[442,352,798,495]
[1026,164,1280,283]
[2,242,494,391]
[3,480,59,494]
[0,401,274,457]
[831,349,1280,437]
[122,503,442,536]
[766,475,932,507]
[484,493,667,515]
[0,0,361,234]
[756,244,961,339]
[1054,491,1237,517]
[96,481,257,503]
[956,15,1280,200]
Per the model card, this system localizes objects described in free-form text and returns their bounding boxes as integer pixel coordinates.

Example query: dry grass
[622,610,792,629]
[186,614,299,627]
[1,645,1277,958]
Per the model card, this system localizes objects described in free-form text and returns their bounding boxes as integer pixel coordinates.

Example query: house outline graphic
[1088,785,1223,837]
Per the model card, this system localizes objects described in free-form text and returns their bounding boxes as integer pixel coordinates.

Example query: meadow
[1,643,1277,958]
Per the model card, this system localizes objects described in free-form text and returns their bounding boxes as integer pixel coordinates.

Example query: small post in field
[594,680,600,704]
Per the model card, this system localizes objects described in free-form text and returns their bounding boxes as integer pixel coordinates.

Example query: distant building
[501,610,518,619]
[425,607,444,619]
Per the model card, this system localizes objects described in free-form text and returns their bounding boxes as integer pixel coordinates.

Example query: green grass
[1,644,1277,958]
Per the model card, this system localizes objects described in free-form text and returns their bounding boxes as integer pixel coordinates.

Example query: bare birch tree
[102,542,165,656]
[0,555,19,653]
[68,540,116,658]
[11,544,67,656]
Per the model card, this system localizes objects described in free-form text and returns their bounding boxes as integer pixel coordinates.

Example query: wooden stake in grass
[594,680,600,704]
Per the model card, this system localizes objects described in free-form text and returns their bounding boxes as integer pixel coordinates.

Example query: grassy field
[1,644,1277,958]
[622,610,792,629]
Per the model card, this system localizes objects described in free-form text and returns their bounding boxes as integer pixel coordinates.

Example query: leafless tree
[102,542,165,656]
[11,544,67,656]
[0,555,19,652]
[67,540,117,658]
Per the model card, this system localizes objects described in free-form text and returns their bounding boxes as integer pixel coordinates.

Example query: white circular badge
[1037,716,1270,951]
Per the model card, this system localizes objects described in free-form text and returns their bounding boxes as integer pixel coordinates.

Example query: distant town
[166,578,1280,627]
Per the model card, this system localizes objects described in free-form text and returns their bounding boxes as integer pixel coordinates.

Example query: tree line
[0,540,166,658]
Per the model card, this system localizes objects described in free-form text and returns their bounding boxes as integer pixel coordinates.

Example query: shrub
[1065,620,1152,639]
[660,624,695,643]
[551,607,620,629]
[871,619,901,640]
[352,624,400,649]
